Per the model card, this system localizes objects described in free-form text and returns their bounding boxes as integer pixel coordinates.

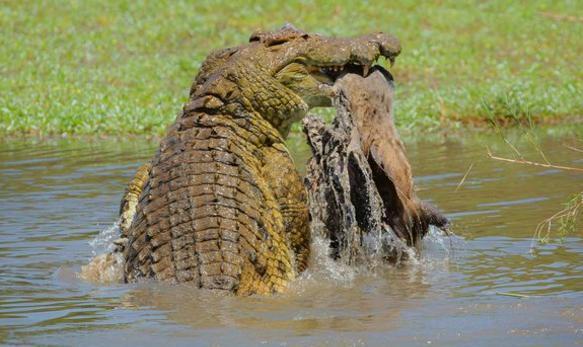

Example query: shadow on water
[0,126,581,345]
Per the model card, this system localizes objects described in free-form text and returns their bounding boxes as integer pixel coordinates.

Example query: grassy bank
[1,0,582,136]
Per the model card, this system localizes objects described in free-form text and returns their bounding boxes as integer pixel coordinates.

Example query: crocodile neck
[175,93,288,149]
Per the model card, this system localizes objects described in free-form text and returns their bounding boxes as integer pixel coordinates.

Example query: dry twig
[455,162,474,192]
[564,144,583,153]
[486,148,583,173]
[496,291,531,298]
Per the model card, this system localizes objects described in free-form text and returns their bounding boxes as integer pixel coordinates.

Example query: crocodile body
[118,25,401,294]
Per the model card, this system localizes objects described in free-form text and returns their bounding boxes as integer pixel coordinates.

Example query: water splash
[78,220,125,283]
[77,218,464,286]
[405,225,466,277]
[421,225,465,260]
[88,221,121,256]
[296,236,356,286]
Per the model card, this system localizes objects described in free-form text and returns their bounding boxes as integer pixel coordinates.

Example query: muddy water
[1,128,582,346]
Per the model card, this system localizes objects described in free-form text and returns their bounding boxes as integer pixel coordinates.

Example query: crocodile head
[190,24,401,136]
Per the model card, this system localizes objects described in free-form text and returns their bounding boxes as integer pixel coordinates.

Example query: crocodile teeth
[363,64,370,76]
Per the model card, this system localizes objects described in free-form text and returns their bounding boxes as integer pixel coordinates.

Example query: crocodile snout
[373,33,401,60]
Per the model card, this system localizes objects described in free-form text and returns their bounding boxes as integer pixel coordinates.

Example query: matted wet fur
[303,67,448,265]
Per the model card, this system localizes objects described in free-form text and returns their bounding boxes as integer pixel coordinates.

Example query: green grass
[1,0,582,136]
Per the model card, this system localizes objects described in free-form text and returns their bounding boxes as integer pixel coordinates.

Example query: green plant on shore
[1,0,582,136]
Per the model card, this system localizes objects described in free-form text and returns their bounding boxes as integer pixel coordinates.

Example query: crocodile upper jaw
[309,59,386,87]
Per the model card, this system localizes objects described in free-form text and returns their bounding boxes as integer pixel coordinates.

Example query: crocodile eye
[265,39,288,47]
[249,31,264,42]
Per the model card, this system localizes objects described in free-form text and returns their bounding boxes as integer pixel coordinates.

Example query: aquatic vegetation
[486,131,582,245]
[534,192,582,244]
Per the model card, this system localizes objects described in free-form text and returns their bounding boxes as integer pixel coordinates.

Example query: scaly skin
[118,25,401,294]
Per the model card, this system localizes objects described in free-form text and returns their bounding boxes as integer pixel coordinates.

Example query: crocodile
[116,25,401,295]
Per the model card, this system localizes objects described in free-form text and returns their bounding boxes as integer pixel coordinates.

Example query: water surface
[1,128,582,346]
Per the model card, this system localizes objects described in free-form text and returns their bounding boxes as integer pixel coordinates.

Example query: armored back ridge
[117,25,402,294]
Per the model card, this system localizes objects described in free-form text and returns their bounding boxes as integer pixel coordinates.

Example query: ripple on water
[1,131,582,346]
